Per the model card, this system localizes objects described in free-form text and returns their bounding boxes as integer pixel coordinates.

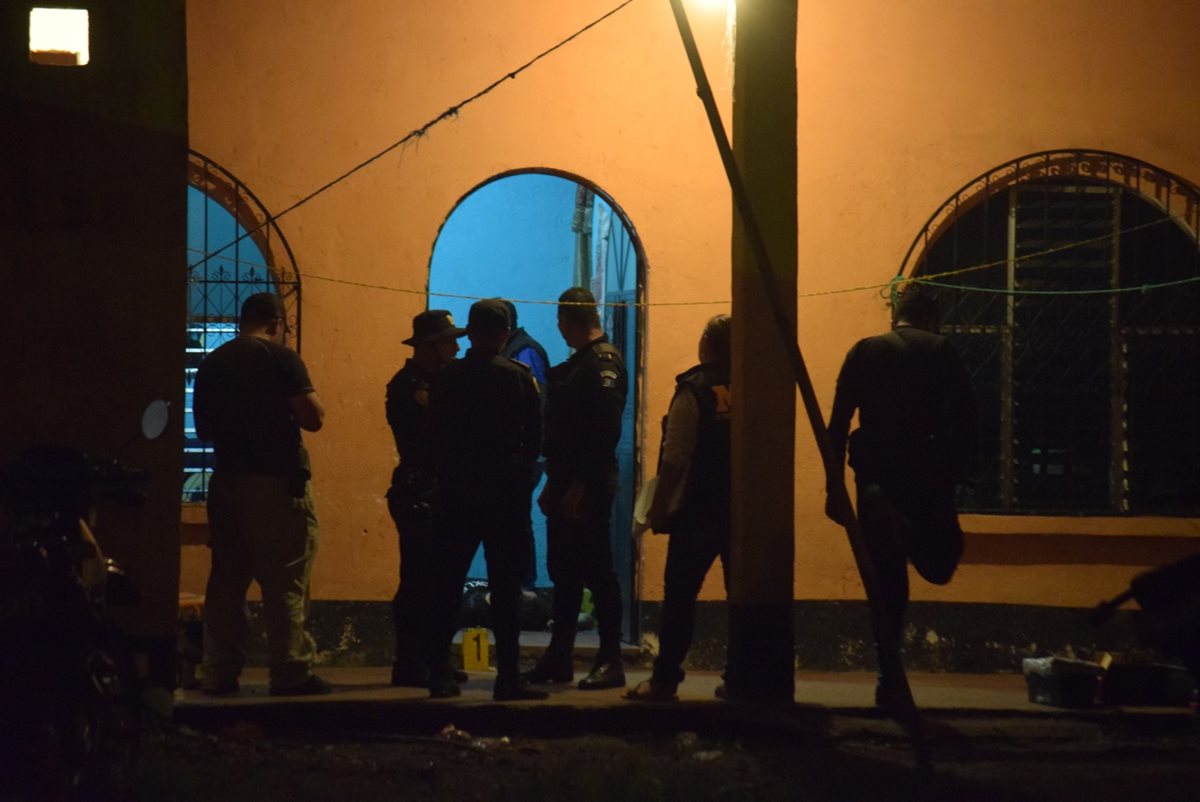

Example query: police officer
[523,287,628,691]
[628,315,732,702]
[501,299,550,593]
[384,309,465,687]
[425,299,547,701]
[825,285,978,710]
[501,299,550,390]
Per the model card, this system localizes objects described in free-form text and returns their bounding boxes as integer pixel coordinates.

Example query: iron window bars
[898,151,1200,516]
[185,150,302,502]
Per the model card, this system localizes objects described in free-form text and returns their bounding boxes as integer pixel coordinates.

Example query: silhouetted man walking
[629,314,732,703]
[825,285,978,710]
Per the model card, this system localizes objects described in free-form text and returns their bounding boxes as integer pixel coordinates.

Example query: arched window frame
[900,151,1200,516]
[185,150,302,502]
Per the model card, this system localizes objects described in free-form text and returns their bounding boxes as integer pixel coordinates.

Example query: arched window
[185,151,301,501]
[901,151,1200,516]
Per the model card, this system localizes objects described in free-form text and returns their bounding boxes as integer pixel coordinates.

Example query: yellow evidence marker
[462,627,490,672]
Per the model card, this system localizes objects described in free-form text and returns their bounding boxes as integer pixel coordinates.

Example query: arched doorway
[428,170,645,642]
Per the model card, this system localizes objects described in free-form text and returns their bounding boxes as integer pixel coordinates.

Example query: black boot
[391,661,430,688]
[578,659,625,690]
[428,673,462,699]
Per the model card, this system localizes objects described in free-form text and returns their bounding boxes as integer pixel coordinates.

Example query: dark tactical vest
[666,364,731,531]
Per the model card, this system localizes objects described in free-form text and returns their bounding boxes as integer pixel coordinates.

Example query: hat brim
[402,326,466,346]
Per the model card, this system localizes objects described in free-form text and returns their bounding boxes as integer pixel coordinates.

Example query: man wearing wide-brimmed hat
[385,309,465,687]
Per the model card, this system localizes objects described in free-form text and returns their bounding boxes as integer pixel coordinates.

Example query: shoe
[269,675,333,697]
[391,664,430,688]
[428,675,462,699]
[200,679,239,696]
[520,659,574,684]
[493,678,549,701]
[578,660,625,691]
[395,665,465,686]
[875,679,905,714]
[624,679,677,702]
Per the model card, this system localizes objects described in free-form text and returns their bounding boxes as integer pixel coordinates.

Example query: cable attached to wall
[188,0,639,272]
[185,0,1200,310]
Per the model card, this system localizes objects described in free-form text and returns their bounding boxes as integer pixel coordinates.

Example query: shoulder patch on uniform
[599,368,619,389]
[414,388,429,407]
[597,351,616,362]
[506,358,532,373]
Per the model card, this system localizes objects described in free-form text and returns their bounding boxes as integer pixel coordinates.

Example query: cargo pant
[425,478,531,686]
[202,471,319,690]
[543,478,623,665]
[387,482,436,680]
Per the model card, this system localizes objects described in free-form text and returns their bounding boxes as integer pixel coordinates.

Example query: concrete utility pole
[726,0,798,703]
[671,6,928,761]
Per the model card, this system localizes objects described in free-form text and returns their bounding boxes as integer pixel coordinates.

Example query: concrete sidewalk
[174,666,1193,716]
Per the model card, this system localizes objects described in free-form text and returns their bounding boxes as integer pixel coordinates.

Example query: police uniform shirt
[543,336,627,484]
[385,360,436,482]
[431,348,542,487]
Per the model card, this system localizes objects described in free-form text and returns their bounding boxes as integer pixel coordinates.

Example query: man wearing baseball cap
[385,309,465,687]
[425,299,547,700]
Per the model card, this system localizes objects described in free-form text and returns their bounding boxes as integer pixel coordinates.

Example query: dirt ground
[135,711,1200,802]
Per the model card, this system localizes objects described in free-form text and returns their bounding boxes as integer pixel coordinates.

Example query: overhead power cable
[189,207,1200,307]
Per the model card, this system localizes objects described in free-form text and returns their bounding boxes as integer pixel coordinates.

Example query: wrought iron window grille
[899,150,1200,516]
[185,151,302,502]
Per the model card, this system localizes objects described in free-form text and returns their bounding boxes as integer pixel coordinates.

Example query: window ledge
[960,514,1200,538]
[181,507,1200,539]
[181,502,207,522]
[181,502,208,545]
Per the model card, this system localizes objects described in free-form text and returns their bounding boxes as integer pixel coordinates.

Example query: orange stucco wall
[788,0,1200,609]
[183,0,1200,612]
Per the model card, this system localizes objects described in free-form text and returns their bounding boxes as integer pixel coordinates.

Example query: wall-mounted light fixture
[29,7,90,66]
